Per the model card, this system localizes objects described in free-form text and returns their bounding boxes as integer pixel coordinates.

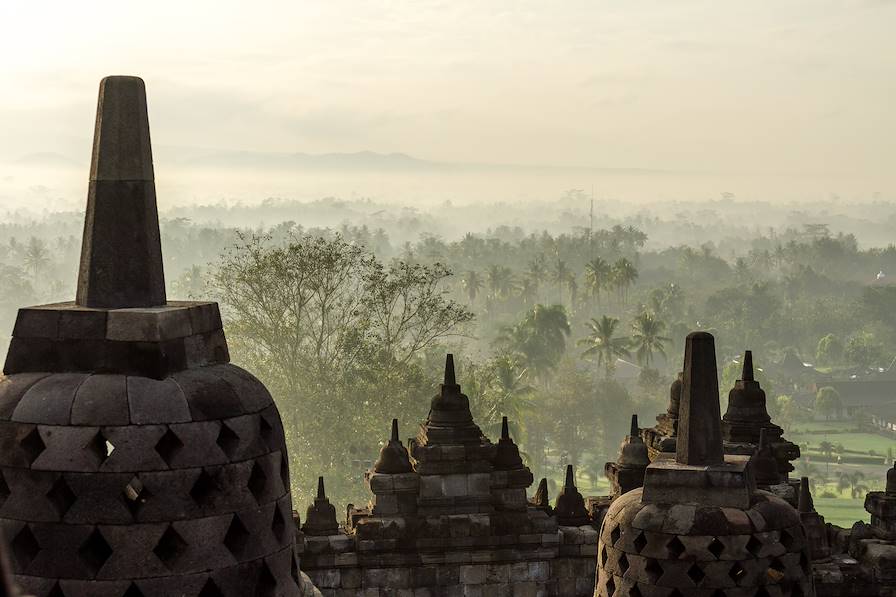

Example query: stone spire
[676,332,724,466]
[605,414,650,497]
[417,354,485,445]
[667,371,683,419]
[373,418,412,474]
[76,76,166,309]
[493,416,525,470]
[617,414,649,467]
[797,476,831,560]
[554,465,590,526]
[722,350,777,443]
[888,463,896,494]
[302,477,340,536]
[751,427,780,485]
[529,478,552,514]
[798,476,814,513]
[411,354,496,514]
[0,75,300,596]
[444,353,457,386]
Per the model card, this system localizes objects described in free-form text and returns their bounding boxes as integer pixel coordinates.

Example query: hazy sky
[0,1,894,205]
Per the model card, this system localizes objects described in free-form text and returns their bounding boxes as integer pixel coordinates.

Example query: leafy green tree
[209,233,473,505]
[497,304,571,383]
[816,333,844,367]
[580,316,632,378]
[815,387,842,420]
[845,332,883,370]
[772,395,798,433]
[543,358,599,469]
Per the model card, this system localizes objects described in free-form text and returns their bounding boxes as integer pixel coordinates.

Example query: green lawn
[791,421,860,434]
[789,431,896,456]
[814,497,869,528]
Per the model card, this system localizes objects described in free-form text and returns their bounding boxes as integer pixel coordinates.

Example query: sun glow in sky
[0,1,894,206]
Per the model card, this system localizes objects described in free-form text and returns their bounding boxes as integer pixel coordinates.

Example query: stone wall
[301,523,597,596]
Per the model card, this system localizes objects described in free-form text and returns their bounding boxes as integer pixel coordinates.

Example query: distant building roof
[828,380,896,407]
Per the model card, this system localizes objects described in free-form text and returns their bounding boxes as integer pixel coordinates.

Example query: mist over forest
[4,189,896,521]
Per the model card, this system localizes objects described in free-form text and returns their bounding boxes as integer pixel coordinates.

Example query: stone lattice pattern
[0,75,304,597]
[0,363,300,597]
[595,489,814,597]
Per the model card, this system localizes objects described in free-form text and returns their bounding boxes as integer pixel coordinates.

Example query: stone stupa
[595,332,814,597]
[0,76,302,596]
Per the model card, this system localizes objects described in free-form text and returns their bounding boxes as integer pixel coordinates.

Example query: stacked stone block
[409,356,496,516]
[605,415,650,499]
[797,478,831,562]
[643,372,681,459]
[722,351,801,484]
[300,356,598,596]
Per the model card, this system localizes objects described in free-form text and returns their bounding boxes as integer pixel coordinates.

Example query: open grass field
[791,431,895,456]
[814,497,869,528]
[791,422,860,434]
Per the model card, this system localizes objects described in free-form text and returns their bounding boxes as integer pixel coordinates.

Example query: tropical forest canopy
[2,193,896,509]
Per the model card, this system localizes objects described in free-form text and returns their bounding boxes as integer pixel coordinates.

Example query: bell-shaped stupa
[0,77,301,596]
[595,332,814,597]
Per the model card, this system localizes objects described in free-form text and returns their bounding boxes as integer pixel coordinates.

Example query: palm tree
[630,312,671,368]
[497,304,571,382]
[486,265,515,301]
[180,264,204,297]
[794,458,819,492]
[611,258,638,305]
[518,277,538,305]
[479,355,535,436]
[551,259,572,304]
[584,257,610,304]
[526,256,548,302]
[567,276,579,308]
[580,316,631,378]
[23,237,50,277]
[837,471,868,499]
[462,270,484,304]
[819,440,835,478]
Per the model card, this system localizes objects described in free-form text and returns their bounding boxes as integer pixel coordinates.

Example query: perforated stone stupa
[0,76,302,597]
[595,332,815,597]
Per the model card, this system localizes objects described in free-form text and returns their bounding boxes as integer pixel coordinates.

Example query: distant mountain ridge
[9,148,669,175]
[182,150,436,171]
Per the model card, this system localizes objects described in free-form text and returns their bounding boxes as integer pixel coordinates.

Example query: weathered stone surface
[595,332,813,597]
[676,331,723,466]
[0,75,301,597]
[77,76,164,309]
[303,478,340,536]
